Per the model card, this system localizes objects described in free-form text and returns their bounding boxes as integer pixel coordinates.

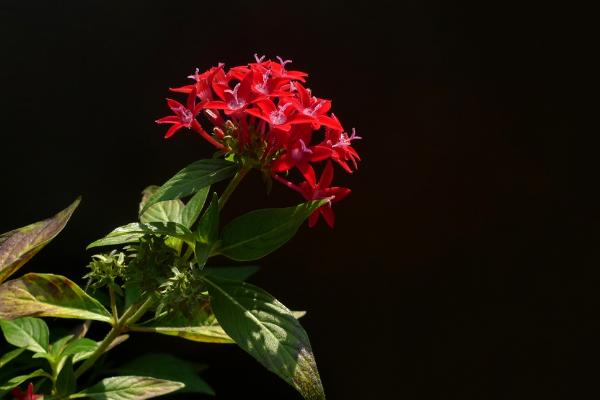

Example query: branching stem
[74,295,155,378]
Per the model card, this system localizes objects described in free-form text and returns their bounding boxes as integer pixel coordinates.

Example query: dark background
[0,1,590,399]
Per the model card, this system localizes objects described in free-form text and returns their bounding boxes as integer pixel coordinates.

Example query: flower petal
[164,123,183,138]
[319,160,335,188]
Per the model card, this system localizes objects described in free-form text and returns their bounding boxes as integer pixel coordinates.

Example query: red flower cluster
[157,55,361,227]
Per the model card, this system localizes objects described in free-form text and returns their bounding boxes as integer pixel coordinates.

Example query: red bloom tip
[12,383,43,400]
[159,55,361,226]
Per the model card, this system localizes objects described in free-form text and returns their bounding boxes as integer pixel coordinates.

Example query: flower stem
[73,324,121,379]
[192,121,226,150]
[219,167,250,211]
[74,295,155,378]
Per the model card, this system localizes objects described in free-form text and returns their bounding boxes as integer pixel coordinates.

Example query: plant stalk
[108,285,118,323]
[219,166,250,211]
[74,295,155,378]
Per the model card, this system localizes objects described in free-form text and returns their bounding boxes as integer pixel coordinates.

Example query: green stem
[73,324,121,379]
[182,245,194,262]
[108,285,118,323]
[219,167,250,211]
[74,295,155,378]
[126,325,157,334]
[123,295,155,326]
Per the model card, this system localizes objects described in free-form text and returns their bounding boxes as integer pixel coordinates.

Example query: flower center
[174,106,194,127]
[290,139,312,162]
[303,100,323,116]
[333,128,362,148]
[269,103,292,125]
[255,70,272,94]
[225,83,246,110]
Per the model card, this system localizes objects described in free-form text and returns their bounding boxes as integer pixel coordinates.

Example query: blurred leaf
[0,273,112,323]
[205,277,325,400]
[115,353,214,395]
[0,197,80,283]
[0,347,25,368]
[0,369,49,397]
[71,376,184,400]
[0,317,49,353]
[139,186,160,212]
[140,159,236,215]
[214,200,326,261]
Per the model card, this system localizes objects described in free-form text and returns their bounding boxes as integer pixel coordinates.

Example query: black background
[0,1,590,399]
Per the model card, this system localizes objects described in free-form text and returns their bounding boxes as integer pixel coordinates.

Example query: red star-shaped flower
[274,161,350,228]
[155,89,203,138]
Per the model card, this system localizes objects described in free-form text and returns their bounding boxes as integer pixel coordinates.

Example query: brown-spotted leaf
[0,273,112,323]
[0,197,80,283]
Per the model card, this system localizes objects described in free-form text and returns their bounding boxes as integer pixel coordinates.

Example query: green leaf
[196,193,219,244]
[214,200,326,261]
[0,347,26,368]
[204,265,259,281]
[87,222,194,250]
[0,273,112,323]
[195,193,219,267]
[115,353,214,395]
[63,335,128,365]
[0,197,80,283]
[62,338,99,363]
[50,335,75,356]
[0,369,49,397]
[204,277,325,400]
[181,187,210,228]
[140,159,237,215]
[71,376,184,400]
[56,356,76,397]
[33,334,76,364]
[135,309,233,344]
[0,317,49,353]
[140,200,184,225]
[86,232,144,250]
[132,324,233,344]
[124,284,142,310]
